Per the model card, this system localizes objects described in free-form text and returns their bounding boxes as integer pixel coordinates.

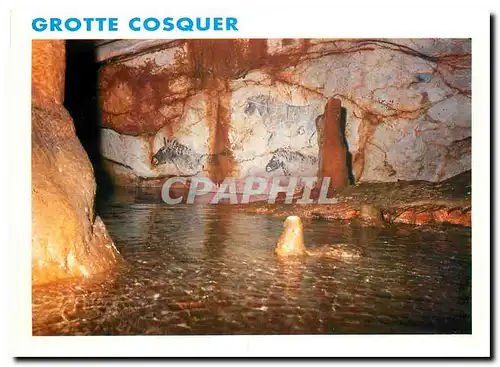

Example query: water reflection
[32,203,471,335]
[203,206,232,258]
[275,257,306,300]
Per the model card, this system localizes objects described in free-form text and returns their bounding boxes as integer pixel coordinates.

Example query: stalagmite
[316,98,349,195]
[275,216,306,256]
[31,40,120,285]
[275,215,361,260]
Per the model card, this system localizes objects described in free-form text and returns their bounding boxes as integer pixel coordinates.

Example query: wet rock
[275,216,362,260]
[358,204,385,227]
[305,244,361,261]
[101,158,141,187]
[433,208,471,227]
[240,171,471,228]
[32,40,120,285]
[275,216,306,256]
[390,207,471,227]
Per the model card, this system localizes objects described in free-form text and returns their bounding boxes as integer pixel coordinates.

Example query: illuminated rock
[31,40,120,285]
[275,216,306,256]
[275,216,361,259]
[242,171,471,227]
[315,97,349,193]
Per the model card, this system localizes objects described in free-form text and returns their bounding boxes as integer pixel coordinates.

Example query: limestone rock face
[31,40,66,107]
[32,40,120,286]
[97,39,471,185]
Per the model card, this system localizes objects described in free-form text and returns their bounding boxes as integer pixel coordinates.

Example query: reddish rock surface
[31,40,66,107]
[186,40,241,184]
[237,170,471,228]
[99,60,193,136]
[97,39,471,185]
[316,98,349,193]
[97,39,322,183]
[98,39,312,137]
[32,40,120,286]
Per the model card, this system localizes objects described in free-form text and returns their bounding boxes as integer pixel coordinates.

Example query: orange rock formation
[275,216,306,256]
[31,40,120,285]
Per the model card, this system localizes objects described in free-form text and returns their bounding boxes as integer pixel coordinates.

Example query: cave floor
[236,171,471,227]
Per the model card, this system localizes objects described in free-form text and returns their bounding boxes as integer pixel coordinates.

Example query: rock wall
[97,39,471,187]
[32,40,120,286]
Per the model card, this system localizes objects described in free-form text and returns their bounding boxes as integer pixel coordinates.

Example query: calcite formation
[275,215,362,259]
[316,97,349,192]
[97,38,471,188]
[32,40,120,286]
[275,216,306,256]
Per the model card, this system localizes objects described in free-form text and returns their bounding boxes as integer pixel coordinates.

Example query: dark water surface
[32,200,471,335]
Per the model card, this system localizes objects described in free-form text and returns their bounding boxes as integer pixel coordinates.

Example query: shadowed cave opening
[64,40,114,204]
[340,107,355,185]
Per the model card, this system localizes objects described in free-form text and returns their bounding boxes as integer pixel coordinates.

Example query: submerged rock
[305,244,361,261]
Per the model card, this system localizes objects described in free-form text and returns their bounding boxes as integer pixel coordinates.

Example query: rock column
[316,98,349,195]
[31,40,120,286]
